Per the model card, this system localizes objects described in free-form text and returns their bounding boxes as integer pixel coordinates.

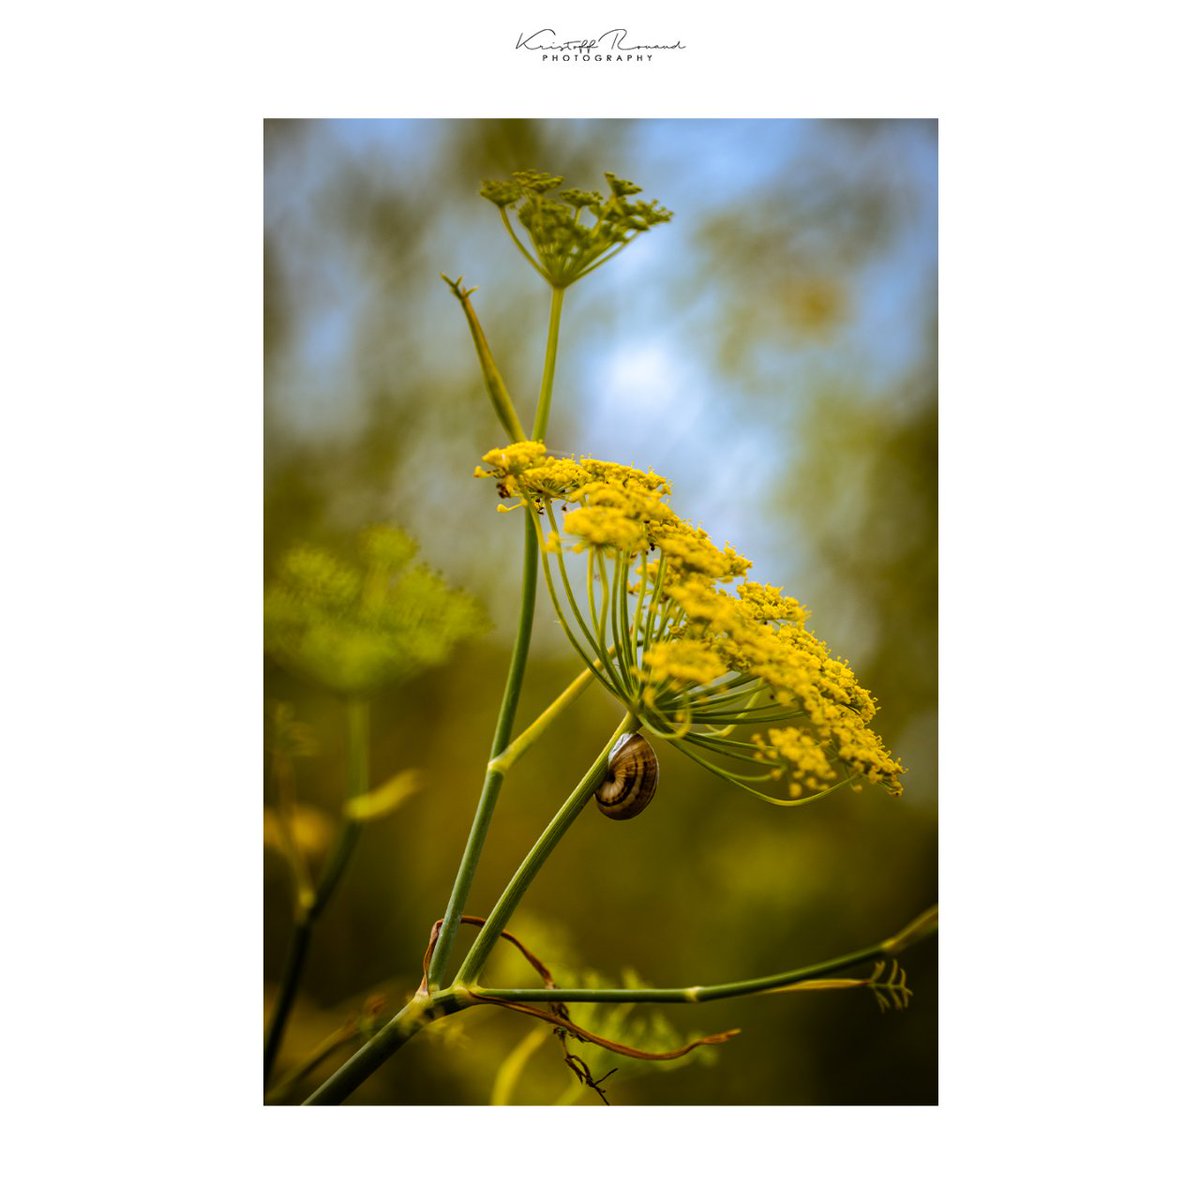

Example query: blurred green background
[264,118,936,1105]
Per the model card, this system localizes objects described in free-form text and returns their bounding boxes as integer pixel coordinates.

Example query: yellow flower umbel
[477,443,904,805]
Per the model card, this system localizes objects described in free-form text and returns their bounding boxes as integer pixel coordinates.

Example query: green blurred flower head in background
[480,169,672,288]
[264,526,488,696]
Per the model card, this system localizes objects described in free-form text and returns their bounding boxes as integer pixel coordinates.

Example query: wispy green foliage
[480,169,672,287]
[264,525,488,696]
[553,966,720,1098]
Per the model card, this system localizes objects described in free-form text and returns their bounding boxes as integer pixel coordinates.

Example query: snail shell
[594,732,658,820]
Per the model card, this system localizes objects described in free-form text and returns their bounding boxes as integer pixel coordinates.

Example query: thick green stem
[532,287,564,440]
[302,993,460,1106]
[301,714,636,1104]
[426,515,540,988]
[455,714,639,986]
[264,698,369,1085]
[470,907,938,1004]
[427,286,568,987]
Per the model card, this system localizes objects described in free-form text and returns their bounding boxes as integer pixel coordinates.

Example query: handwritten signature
[515,28,685,52]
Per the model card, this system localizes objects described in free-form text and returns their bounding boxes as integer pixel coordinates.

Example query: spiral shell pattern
[594,733,658,820]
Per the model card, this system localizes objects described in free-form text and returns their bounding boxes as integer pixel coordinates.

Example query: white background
[3,1,1197,1195]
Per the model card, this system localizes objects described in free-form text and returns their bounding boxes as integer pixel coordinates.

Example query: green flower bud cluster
[265,526,488,696]
[480,169,672,287]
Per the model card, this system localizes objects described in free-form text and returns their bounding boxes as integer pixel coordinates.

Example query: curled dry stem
[418,915,740,1067]
[418,914,557,995]
[467,992,741,1062]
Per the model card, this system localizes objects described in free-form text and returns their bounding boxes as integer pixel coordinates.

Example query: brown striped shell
[594,733,658,820]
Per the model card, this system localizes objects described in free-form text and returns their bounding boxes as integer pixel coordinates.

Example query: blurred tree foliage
[264,118,936,1105]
